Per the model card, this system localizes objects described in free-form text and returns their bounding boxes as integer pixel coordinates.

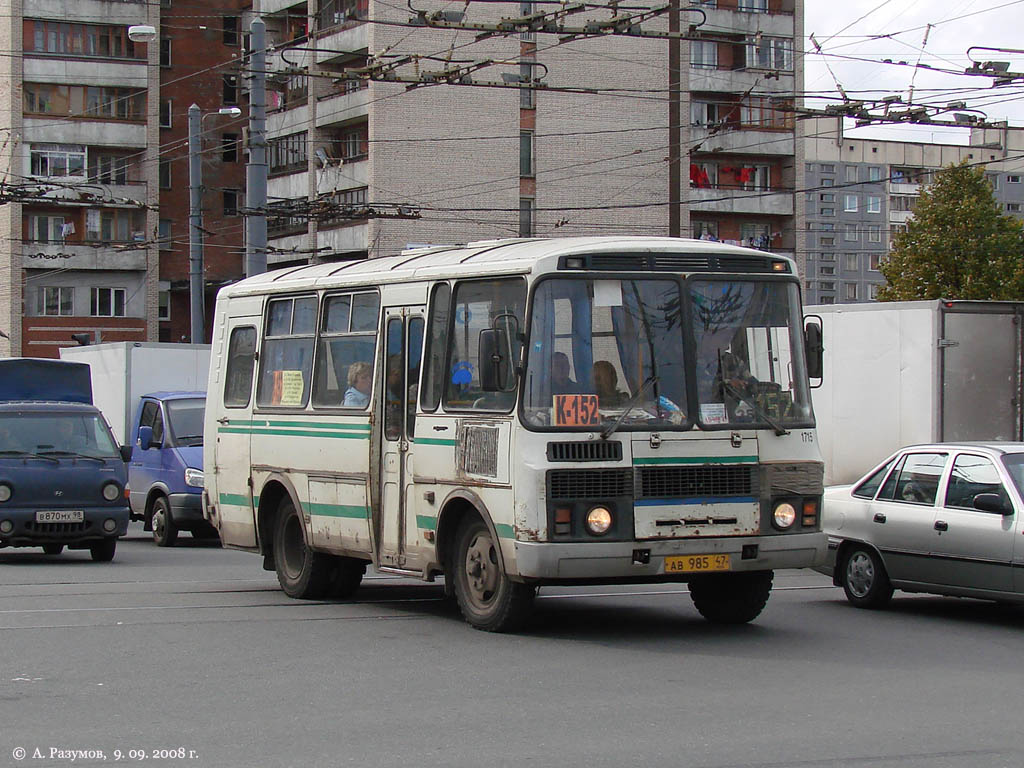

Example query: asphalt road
[2,527,1022,768]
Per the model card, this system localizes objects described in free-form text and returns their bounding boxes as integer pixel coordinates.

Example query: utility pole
[246,18,268,277]
[667,0,681,237]
[187,103,204,344]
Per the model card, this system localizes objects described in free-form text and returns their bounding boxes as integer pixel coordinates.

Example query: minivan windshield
[166,398,205,446]
[0,412,120,458]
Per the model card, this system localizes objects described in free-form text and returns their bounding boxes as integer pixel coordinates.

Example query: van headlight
[185,468,204,488]
[0,483,10,503]
[102,482,121,501]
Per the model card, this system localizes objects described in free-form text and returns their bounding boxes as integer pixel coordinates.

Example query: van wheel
[689,571,773,624]
[273,498,332,599]
[151,496,178,547]
[42,544,63,555]
[90,539,116,562]
[841,546,894,608]
[453,516,535,632]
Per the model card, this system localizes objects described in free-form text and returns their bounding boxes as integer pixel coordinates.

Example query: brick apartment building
[802,117,1024,305]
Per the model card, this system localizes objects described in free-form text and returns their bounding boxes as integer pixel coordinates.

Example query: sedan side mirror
[973,493,1013,515]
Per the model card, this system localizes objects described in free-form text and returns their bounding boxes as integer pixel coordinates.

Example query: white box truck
[60,342,214,545]
[807,300,1023,485]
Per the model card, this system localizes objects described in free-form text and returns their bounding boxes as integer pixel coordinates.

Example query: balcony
[31,0,148,26]
[316,88,371,128]
[888,182,921,196]
[315,21,369,65]
[267,104,312,138]
[690,126,794,156]
[260,0,306,15]
[889,210,913,225]
[22,242,147,271]
[689,67,793,95]
[689,186,794,216]
[24,58,147,89]
[23,118,145,149]
[318,222,369,254]
[699,7,794,36]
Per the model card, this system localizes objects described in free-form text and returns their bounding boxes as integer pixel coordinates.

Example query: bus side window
[312,292,380,409]
[421,283,450,412]
[256,296,317,408]
[223,326,257,408]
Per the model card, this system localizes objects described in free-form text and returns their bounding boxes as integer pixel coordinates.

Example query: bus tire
[328,557,366,599]
[151,496,178,547]
[273,498,332,599]
[90,539,117,562]
[42,544,63,555]
[453,516,534,632]
[689,570,773,624]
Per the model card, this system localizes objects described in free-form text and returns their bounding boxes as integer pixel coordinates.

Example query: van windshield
[0,412,120,458]
[166,398,205,446]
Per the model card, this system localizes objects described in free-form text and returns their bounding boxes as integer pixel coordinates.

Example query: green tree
[878,161,1024,301]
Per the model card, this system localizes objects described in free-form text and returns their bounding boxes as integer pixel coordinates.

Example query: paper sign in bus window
[554,394,600,427]
[272,370,305,406]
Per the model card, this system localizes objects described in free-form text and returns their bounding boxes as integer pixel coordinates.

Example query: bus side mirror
[479,328,510,392]
[138,425,154,451]
[804,316,824,382]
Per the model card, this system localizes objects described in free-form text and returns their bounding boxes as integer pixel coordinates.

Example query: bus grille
[25,521,92,536]
[547,441,622,462]
[548,469,633,499]
[637,465,757,499]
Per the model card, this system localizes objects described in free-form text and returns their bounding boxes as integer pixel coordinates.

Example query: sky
[802,0,1024,144]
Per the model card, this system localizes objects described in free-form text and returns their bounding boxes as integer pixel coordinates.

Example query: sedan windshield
[522,278,687,430]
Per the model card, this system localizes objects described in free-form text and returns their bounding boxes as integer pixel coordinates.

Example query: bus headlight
[102,482,121,502]
[585,506,613,536]
[185,468,204,488]
[773,501,797,530]
[0,483,11,503]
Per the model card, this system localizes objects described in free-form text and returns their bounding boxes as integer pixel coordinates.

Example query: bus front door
[378,308,424,568]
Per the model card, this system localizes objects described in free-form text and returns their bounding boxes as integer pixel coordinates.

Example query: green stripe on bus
[494,523,515,539]
[219,493,251,507]
[632,456,758,466]
[416,515,437,531]
[415,437,458,446]
[265,420,370,431]
[305,502,369,519]
[218,427,370,440]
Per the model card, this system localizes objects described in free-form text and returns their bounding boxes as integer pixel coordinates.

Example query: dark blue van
[0,359,131,561]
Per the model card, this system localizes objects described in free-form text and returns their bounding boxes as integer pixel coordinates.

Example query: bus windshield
[691,279,812,430]
[522,276,812,431]
[522,277,688,429]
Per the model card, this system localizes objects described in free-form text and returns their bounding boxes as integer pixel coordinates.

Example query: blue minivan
[128,392,213,546]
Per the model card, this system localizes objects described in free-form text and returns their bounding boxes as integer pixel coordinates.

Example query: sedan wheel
[841,546,894,609]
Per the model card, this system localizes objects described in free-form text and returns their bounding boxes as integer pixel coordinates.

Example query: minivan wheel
[151,496,178,547]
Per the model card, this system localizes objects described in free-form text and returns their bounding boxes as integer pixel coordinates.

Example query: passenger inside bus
[593,361,629,407]
[551,351,581,395]
[343,361,372,408]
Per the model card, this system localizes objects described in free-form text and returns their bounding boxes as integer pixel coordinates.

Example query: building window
[693,220,718,239]
[25,21,141,59]
[223,16,240,46]
[269,132,308,173]
[820,236,835,246]
[737,0,768,12]
[867,196,881,213]
[520,130,534,177]
[867,224,882,243]
[24,84,145,120]
[819,281,835,291]
[520,62,536,108]
[820,164,835,173]
[820,265,835,276]
[223,75,239,105]
[690,101,720,126]
[843,195,858,212]
[845,166,857,182]
[1007,203,1021,212]
[869,253,882,271]
[519,197,534,237]
[159,159,171,189]
[844,225,858,242]
[845,283,858,301]
[91,209,144,243]
[30,144,86,178]
[869,284,881,300]
[160,38,171,67]
[691,40,718,68]
[820,193,834,202]
[158,219,172,250]
[820,223,834,232]
[339,128,368,161]
[988,173,1000,190]
[224,189,240,216]
[158,290,171,321]
[820,207,834,216]
[820,251,835,261]
[745,36,792,70]
[91,287,126,317]
[27,214,65,243]
[868,166,881,181]
[90,154,131,185]
[39,286,73,316]
[160,99,172,128]
[821,178,834,187]
[1009,175,1021,183]
[844,253,858,271]
[222,133,239,163]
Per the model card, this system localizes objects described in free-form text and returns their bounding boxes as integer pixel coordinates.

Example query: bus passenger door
[378,308,424,568]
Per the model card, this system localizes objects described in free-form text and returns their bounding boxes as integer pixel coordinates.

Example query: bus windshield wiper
[0,449,60,464]
[601,375,659,440]
[37,450,106,463]
[721,381,790,437]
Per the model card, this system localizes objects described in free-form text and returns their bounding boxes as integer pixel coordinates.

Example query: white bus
[204,236,827,631]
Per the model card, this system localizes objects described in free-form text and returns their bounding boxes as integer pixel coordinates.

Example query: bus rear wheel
[453,516,534,632]
[689,570,773,624]
[273,498,332,599]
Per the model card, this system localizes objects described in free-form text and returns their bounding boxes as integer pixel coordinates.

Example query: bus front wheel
[273,499,332,599]
[689,570,773,624]
[453,516,535,632]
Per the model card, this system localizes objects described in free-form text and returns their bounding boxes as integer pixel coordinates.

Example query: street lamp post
[187,105,241,344]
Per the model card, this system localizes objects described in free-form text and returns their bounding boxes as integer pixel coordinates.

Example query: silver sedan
[818,442,1024,607]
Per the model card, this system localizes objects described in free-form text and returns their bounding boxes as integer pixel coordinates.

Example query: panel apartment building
[252,0,803,269]
[802,117,1024,305]
[0,0,247,358]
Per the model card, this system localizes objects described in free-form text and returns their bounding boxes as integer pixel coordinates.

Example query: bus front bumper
[512,531,827,582]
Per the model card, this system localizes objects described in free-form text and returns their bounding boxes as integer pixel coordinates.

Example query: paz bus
[203,236,827,631]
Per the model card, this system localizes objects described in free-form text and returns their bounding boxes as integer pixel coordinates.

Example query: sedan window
[853,458,895,499]
[945,454,1011,510]
[889,452,947,505]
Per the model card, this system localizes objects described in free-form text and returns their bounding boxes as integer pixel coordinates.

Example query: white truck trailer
[60,342,210,444]
[806,300,1023,485]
